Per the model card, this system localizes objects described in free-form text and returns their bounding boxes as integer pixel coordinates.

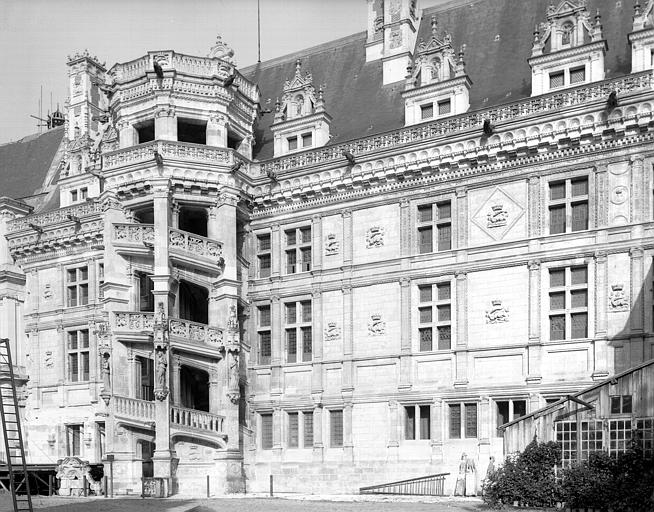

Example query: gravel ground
[0,494,501,512]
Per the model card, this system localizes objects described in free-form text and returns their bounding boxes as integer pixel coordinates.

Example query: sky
[0,0,449,145]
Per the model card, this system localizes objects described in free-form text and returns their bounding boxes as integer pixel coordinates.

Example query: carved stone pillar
[398,277,412,390]
[312,394,324,462]
[312,214,322,271]
[271,295,282,396]
[311,288,323,394]
[430,399,444,463]
[342,210,353,265]
[527,260,542,384]
[387,401,399,462]
[341,285,354,391]
[272,406,283,463]
[631,156,646,223]
[528,176,541,237]
[172,356,182,405]
[594,164,608,228]
[630,247,645,365]
[206,113,227,147]
[271,224,281,277]
[343,400,354,462]
[593,251,609,380]
[117,120,137,149]
[454,272,468,387]
[399,199,411,261]
[154,106,177,141]
[455,187,467,249]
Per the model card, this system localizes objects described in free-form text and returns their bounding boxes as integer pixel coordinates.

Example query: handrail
[7,201,102,233]
[170,405,225,434]
[113,395,155,421]
[168,228,223,259]
[359,472,450,496]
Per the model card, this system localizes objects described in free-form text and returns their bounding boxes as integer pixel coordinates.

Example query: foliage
[482,438,562,509]
[560,444,654,512]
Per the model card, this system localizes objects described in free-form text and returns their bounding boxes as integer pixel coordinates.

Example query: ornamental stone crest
[608,283,629,311]
[485,299,509,324]
[43,284,53,301]
[207,34,236,64]
[324,233,340,256]
[486,204,509,228]
[366,226,385,249]
[44,351,54,368]
[368,314,386,336]
[324,322,341,342]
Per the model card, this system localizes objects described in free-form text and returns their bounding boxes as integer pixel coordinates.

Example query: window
[549,177,588,234]
[449,402,477,439]
[610,395,632,415]
[495,399,527,435]
[257,233,271,278]
[417,201,451,253]
[285,300,312,363]
[580,420,603,460]
[418,282,452,351]
[287,136,298,151]
[550,71,565,89]
[285,226,311,274]
[330,409,343,447]
[67,330,89,382]
[608,419,632,455]
[261,413,273,450]
[66,266,89,307]
[556,421,578,467]
[258,305,271,365]
[286,133,312,151]
[420,103,434,120]
[136,356,154,401]
[636,418,654,458]
[301,133,313,148]
[404,405,431,440]
[570,66,585,84]
[98,263,104,300]
[549,266,588,340]
[438,99,451,115]
[71,190,78,203]
[287,410,313,449]
[137,272,154,312]
[66,425,83,456]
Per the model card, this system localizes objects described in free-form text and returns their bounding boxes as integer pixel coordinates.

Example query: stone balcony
[112,223,154,256]
[168,228,224,274]
[113,395,155,429]
[112,312,224,355]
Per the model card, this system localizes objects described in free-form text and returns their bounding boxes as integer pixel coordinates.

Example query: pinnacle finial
[295,58,302,75]
[595,8,601,25]
[431,15,438,36]
[635,1,642,16]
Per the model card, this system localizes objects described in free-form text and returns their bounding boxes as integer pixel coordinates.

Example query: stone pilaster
[593,251,609,380]
[343,399,354,462]
[387,401,399,462]
[399,199,411,264]
[271,224,281,277]
[311,288,323,394]
[311,394,324,462]
[478,396,491,464]
[398,277,412,390]
[207,113,227,147]
[454,271,468,387]
[311,215,322,271]
[430,399,444,463]
[270,295,282,396]
[528,176,541,237]
[154,106,177,141]
[527,260,542,384]
[455,187,467,249]
[341,285,354,391]
[631,156,646,223]
[272,406,283,463]
[342,210,353,266]
[630,247,645,365]
[594,164,608,228]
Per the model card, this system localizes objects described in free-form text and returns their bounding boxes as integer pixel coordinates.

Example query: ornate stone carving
[43,284,53,301]
[368,314,386,336]
[154,347,169,401]
[366,226,385,248]
[207,34,236,64]
[324,233,340,256]
[324,322,341,342]
[608,283,629,311]
[485,299,509,324]
[611,185,629,205]
[44,351,54,368]
[486,204,509,228]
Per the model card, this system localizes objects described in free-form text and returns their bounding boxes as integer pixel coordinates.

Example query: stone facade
[2,0,654,497]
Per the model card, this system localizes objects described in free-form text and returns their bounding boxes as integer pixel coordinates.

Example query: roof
[242,0,634,160]
[499,357,654,430]
[0,127,64,201]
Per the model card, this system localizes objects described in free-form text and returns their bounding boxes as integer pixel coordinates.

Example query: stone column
[631,156,646,223]
[209,367,220,414]
[527,260,542,384]
[430,399,444,463]
[171,356,182,405]
[271,224,281,277]
[127,350,136,398]
[593,251,609,380]
[342,210,353,266]
[594,165,608,228]
[528,176,541,237]
[387,401,399,462]
[117,120,137,148]
[154,106,177,141]
[206,113,227,147]
[171,202,180,230]
[270,295,282,396]
[311,215,322,272]
[455,187,467,249]
[454,271,468,387]
[630,247,645,365]
[311,288,323,394]
[398,277,412,390]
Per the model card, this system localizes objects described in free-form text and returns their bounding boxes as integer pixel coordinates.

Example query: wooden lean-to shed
[500,359,654,465]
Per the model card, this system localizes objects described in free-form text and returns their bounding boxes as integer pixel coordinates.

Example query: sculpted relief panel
[470,184,526,244]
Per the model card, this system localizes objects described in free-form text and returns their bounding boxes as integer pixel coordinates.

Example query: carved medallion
[43,284,53,301]
[486,204,508,228]
[485,299,509,324]
[366,226,385,248]
[368,314,386,336]
[324,233,340,256]
[324,322,341,342]
[608,283,629,311]
[44,351,54,368]
[472,187,525,241]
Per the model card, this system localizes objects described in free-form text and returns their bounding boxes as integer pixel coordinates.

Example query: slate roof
[0,126,64,202]
[242,0,635,160]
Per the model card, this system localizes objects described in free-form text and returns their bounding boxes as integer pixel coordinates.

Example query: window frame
[417,200,452,254]
[284,299,312,363]
[329,409,344,448]
[494,398,527,436]
[257,303,272,365]
[66,265,89,307]
[286,410,314,449]
[260,412,273,450]
[67,329,90,383]
[547,175,589,235]
[417,281,452,352]
[66,424,84,457]
[448,402,478,439]
[256,232,272,278]
[285,226,312,275]
[548,265,589,341]
[403,404,431,441]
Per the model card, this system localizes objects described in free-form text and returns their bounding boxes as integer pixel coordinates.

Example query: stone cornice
[400,75,472,100]
[527,41,608,67]
[628,27,654,42]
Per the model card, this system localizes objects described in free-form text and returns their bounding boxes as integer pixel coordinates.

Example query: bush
[483,438,562,509]
[560,445,654,512]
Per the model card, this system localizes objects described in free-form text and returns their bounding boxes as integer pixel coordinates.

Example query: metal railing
[359,472,449,496]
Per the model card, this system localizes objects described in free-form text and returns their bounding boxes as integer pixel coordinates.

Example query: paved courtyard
[0,494,510,512]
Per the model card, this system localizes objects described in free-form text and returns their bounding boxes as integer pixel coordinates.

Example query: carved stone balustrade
[113,395,155,423]
[113,312,155,332]
[113,223,155,246]
[168,228,223,263]
[7,201,102,233]
[259,70,653,176]
[170,405,225,436]
[168,317,224,348]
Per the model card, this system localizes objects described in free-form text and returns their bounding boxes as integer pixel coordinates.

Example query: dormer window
[561,22,574,46]
[569,66,585,84]
[287,132,313,152]
[550,71,564,89]
[294,95,305,117]
[421,104,434,120]
[438,99,451,115]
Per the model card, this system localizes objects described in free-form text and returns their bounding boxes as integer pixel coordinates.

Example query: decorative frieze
[168,318,224,346]
[7,201,102,232]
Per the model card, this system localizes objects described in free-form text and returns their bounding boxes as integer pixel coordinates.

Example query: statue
[101,353,110,391]
[155,349,168,400]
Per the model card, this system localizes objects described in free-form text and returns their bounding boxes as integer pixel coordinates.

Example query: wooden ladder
[0,338,33,512]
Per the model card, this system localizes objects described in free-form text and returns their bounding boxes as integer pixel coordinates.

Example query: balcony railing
[170,405,225,434]
[113,223,155,245]
[103,140,236,170]
[259,70,654,175]
[168,318,223,346]
[114,312,155,331]
[113,395,155,422]
[169,228,223,260]
[7,201,102,233]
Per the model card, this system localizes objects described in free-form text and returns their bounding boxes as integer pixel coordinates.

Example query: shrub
[483,438,562,509]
